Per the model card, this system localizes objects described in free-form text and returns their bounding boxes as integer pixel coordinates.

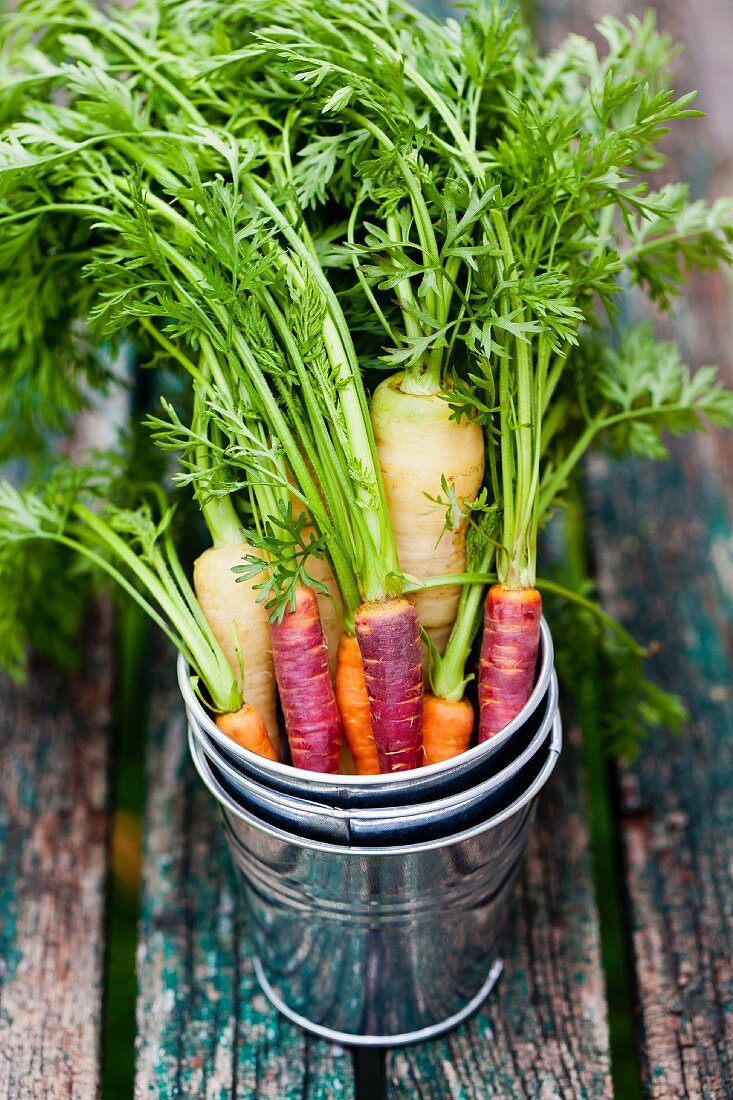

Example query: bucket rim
[179,617,554,787]
[188,711,562,856]
[190,672,558,825]
[251,956,505,1047]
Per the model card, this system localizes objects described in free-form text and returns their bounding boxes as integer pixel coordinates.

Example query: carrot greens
[1,0,732,764]
[0,471,242,713]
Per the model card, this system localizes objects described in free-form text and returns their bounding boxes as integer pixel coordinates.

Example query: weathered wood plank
[539,0,733,1095]
[386,730,612,1099]
[589,448,733,1100]
[0,605,113,1100]
[134,650,356,1099]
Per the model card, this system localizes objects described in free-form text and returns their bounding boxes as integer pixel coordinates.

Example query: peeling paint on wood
[539,0,733,1094]
[0,606,112,1100]
[589,447,733,1100]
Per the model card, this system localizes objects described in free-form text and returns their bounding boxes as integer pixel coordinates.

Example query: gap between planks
[134,644,611,1099]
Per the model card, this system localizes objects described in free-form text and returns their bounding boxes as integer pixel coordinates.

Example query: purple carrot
[478,584,542,741]
[354,597,424,773]
[269,585,341,773]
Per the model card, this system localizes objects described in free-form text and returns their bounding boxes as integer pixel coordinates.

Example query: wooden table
[1,1,731,1096]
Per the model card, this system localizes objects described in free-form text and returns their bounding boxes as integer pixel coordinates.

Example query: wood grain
[133,653,355,1099]
[0,605,113,1100]
[589,448,733,1100]
[535,1,733,1095]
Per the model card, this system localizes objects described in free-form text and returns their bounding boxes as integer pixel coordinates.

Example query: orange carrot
[335,633,380,775]
[422,694,475,766]
[478,584,542,741]
[216,704,278,761]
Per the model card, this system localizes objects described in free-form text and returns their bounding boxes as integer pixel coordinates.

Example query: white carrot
[371,372,484,656]
[193,539,278,749]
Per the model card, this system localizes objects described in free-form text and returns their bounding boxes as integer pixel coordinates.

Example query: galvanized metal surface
[189,673,559,845]
[252,954,505,1047]
[189,711,561,1039]
[178,620,554,808]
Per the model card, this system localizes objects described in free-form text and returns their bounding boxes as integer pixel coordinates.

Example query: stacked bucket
[183,620,561,1046]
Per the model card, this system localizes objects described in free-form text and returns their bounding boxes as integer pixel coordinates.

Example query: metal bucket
[188,714,562,1044]
[179,618,554,807]
[189,672,559,845]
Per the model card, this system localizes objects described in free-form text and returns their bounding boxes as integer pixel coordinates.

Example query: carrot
[339,738,357,775]
[422,694,475,766]
[269,584,341,773]
[334,633,380,774]
[371,374,484,657]
[478,584,542,741]
[193,543,279,748]
[304,539,343,678]
[290,488,344,677]
[354,597,423,773]
[216,703,278,761]
[1,477,281,765]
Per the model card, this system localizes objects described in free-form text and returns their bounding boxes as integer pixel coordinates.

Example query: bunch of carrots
[0,0,732,775]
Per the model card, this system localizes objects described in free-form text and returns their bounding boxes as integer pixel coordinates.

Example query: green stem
[244,177,399,589]
[386,211,424,343]
[138,318,213,394]
[621,229,710,261]
[73,504,239,711]
[491,208,534,586]
[346,110,443,325]
[539,398,713,519]
[190,396,243,549]
[542,349,570,416]
[347,194,402,345]
[256,285,365,604]
[538,420,599,519]
[535,578,646,655]
[57,531,182,655]
[431,544,495,702]
[540,394,572,458]
[402,571,497,593]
